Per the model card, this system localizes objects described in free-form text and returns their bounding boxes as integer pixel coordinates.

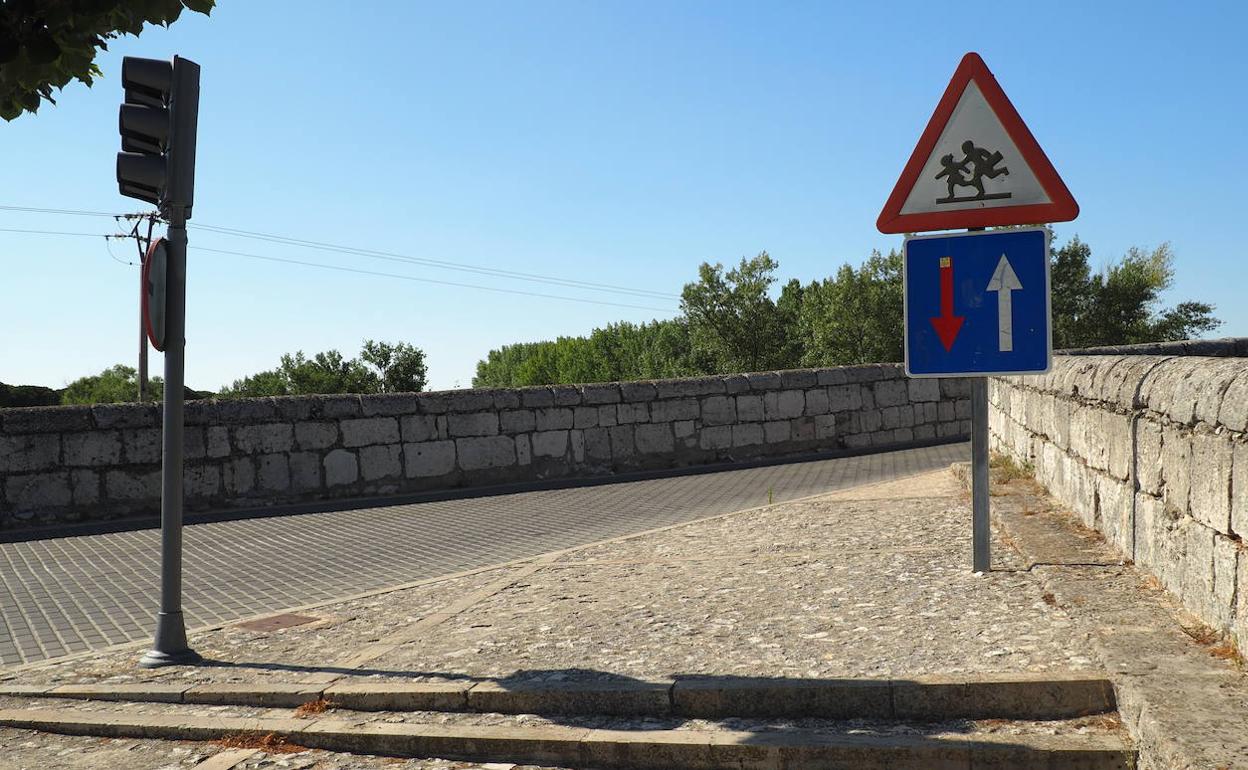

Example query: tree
[360,340,428,393]
[1050,239,1221,348]
[1,0,214,121]
[61,364,161,404]
[792,250,904,367]
[0,381,60,407]
[219,340,428,398]
[680,252,800,373]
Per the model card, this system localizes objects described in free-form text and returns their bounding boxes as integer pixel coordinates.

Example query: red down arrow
[930,256,964,352]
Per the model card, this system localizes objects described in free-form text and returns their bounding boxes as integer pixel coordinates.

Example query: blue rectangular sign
[904,228,1051,377]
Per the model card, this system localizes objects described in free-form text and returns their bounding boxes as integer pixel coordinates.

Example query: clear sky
[2,1,1244,392]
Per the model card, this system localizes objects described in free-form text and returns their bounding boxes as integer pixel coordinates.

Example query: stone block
[186,463,221,499]
[183,427,206,460]
[609,425,635,458]
[736,394,764,422]
[69,468,99,505]
[535,407,573,431]
[323,448,359,487]
[584,427,611,461]
[401,414,439,442]
[873,379,909,407]
[493,390,521,410]
[456,436,515,470]
[814,414,836,440]
[723,374,750,393]
[746,372,782,391]
[803,388,829,415]
[733,423,763,447]
[447,411,498,437]
[104,469,159,502]
[90,403,159,429]
[569,430,585,462]
[619,382,656,402]
[573,406,599,429]
[700,395,736,426]
[359,444,402,481]
[122,428,162,464]
[216,399,280,424]
[519,387,554,408]
[827,385,862,412]
[817,368,848,386]
[515,435,531,465]
[1216,368,1248,432]
[6,471,72,509]
[412,392,449,414]
[1161,425,1192,517]
[764,421,790,444]
[1189,431,1233,532]
[255,453,290,492]
[938,401,955,421]
[233,423,295,454]
[206,427,230,458]
[0,433,60,473]
[447,390,495,412]
[615,403,649,424]
[940,378,972,399]
[1096,474,1133,555]
[532,430,569,458]
[498,410,536,434]
[1,406,91,434]
[1102,412,1133,481]
[843,433,871,448]
[673,420,695,439]
[405,440,455,478]
[1211,534,1239,630]
[551,385,581,406]
[764,390,805,420]
[955,398,972,419]
[359,393,418,417]
[289,451,321,490]
[635,423,674,454]
[778,369,817,389]
[699,425,733,451]
[651,398,699,423]
[341,417,400,448]
[913,423,935,440]
[880,406,901,430]
[295,421,339,450]
[597,405,618,427]
[223,458,256,496]
[860,409,882,432]
[655,377,725,398]
[581,383,621,404]
[907,379,941,403]
[791,417,815,442]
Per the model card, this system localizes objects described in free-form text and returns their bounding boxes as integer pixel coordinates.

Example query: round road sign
[143,238,168,351]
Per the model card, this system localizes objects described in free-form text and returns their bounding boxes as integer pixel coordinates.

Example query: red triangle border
[876,52,1079,234]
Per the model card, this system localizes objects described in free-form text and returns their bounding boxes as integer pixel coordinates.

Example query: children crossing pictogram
[934,140,1011,204]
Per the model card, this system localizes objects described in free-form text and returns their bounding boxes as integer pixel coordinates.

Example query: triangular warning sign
[877,52,1078,234]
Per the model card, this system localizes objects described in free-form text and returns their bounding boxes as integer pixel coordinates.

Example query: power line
[195,245,674,313]
[0,205,119,217]
[0,226,118,238]
[191,222,680,300]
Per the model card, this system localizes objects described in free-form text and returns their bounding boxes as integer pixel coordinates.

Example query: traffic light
[117,55,200,217]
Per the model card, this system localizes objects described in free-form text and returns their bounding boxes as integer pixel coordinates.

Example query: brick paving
[0,443,966,667]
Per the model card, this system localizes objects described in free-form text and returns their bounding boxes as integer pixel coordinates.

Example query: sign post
[877,52,1076,572]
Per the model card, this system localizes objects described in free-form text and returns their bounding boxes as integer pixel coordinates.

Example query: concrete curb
[0,673,1116,721]
[0,707,1135,770]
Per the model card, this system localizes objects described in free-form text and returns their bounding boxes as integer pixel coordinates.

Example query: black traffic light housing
[117,55,200,217]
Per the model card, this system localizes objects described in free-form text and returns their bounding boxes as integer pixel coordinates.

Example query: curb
[0,673,1116,721]
[0,707,1135,770]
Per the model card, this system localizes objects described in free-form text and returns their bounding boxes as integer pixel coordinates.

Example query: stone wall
[989,354,1248,654]
[1,364,971,529]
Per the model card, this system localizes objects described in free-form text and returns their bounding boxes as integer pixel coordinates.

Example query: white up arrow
[986,254,1023,352]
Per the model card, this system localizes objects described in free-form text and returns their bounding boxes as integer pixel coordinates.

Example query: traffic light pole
[139,207,200,668]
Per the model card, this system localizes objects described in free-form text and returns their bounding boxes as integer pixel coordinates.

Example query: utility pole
[116,54,202,668]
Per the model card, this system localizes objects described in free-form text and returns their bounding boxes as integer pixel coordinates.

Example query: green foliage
[61,364,161,404]
[219,340,429,398]
[473,319,704,388]
[0,381,61,407]
[0,0,214,121]
[1050,239,1221,348]
[474,237,1219,385]
[680,252,801,373]
[791,250,904,367]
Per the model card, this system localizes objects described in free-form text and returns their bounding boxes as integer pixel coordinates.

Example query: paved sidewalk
[0,442,965,667]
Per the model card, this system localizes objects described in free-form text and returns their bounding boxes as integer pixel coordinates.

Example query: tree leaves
[0,0,215,121]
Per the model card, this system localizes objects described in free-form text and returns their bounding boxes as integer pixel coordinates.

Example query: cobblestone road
[0,443,966,667]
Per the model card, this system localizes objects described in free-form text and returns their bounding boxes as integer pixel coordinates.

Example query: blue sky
[2,1,1244,391]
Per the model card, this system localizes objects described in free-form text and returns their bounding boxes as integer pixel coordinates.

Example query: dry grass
[215,732,304,753]
[989,454,1034,483]
[1209,640,1246,668]
[293,698,336,718]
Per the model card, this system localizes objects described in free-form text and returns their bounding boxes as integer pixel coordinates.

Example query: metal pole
[971,376,990,572]
[139,208,200,668]
[138,259,148,402]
